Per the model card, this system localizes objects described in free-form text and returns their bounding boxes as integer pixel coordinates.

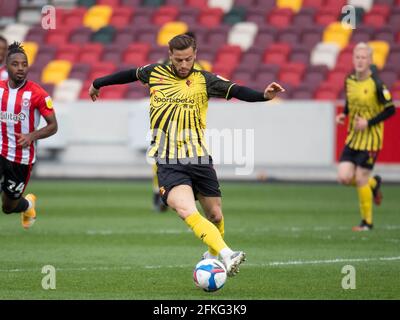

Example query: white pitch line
[1,256,399,273]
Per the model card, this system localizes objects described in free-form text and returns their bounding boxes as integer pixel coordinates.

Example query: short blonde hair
[353,42,373,58]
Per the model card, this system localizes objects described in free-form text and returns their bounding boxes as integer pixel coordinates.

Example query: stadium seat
[42,60,72,85]
[223,6,247,25]
[114,26,136,46]
[198,8,224,28]
[351,25,374,43]
[165,0,185,5]
[46,27,72,46]
[227,22,258,51]
[246,6,269,26]
[91,26,116,44]
[102,45,124,64]
[310,42,340,70]
[69,63,91,81]
[2,23,29,43]
[380,69,398,89]
[315,7,340,26]
[53,79,83,102]
[215,45,242,68]
[98,0,122,5]
[153,6,179,26]
[148,47,168,63]
[323,22,353,49]
[125,83,149,99]
[56,44,81,63]
[205,25,230,47]
[314,84,340,100]
[277,27,301,45]
[326,70,347,90]
[375,26,396,44]
[209,0,234,13]
[186,0,208,9]
[123,43,151,67]
[21,41,38,66]
[157,21,188,46]
[290,85,314,99]
[109,6,134,28]
[267,8,294,29]
[211,64,234,79]
[25,26,46,44]
[63,7,87,26]
[302,0,323,9]
[89,62,116,81]
[77,0,96,7]
[368,40,390,69]
[143,0,165,6]
[301,26,324,47]
[290,45,311,64]
[263,43,291,65]
[178,7,200,25]
[303,65,328,84]
[18,8,42,25]
[292,7,316,26]
[278,62,306,87]
[84,5,113,31]
[253,26,278,50]
[70,27,93,44]
[276,0,302,12]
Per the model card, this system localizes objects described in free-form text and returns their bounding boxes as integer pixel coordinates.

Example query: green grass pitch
[0,180,399,299]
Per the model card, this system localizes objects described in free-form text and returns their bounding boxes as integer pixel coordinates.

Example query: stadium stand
[0,0,399,101]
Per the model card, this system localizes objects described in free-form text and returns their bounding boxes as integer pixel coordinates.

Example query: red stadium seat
[263,43,291,65]
[315,83,340,100]
[46,27,72,46]
[278,62,306,87]
[109,7,134,28]
[186,0,208,9]
[153,6,179,26]
[79,43,104,64]
[198,8,224,28]
[315,7,340,26]
[326,70,347,90]
[302,0,323,9]
[211,64,234,80]
[123,42,151,66]
[56,44,81,63]
[89,62,116,81]
[98,0,121,5]
[63,7,87,26]
[267,8,294,29]
[215,45,242,66]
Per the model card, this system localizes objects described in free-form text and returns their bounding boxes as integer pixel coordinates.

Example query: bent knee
[337,175,353,185]
[206,207,223,223]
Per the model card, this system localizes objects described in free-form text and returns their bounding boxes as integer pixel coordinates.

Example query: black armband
[228,84,268,102]
[368,106,396,126]
[93,69,138,89]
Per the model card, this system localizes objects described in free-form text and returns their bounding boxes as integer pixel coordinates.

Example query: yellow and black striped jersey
[344,72,394,151]
[136,63,235,159]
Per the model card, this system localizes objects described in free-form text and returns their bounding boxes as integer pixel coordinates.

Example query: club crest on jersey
[21,98,31,109]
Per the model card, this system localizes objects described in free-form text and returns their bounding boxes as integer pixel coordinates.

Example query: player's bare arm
[15,113,58,148]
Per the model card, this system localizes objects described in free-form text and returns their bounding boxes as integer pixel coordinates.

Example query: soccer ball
[193,259,227,292]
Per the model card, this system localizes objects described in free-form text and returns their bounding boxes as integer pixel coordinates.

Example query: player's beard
[171,63,194,79]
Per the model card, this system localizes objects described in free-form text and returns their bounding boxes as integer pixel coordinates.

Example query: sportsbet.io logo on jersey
[151,90,196,109]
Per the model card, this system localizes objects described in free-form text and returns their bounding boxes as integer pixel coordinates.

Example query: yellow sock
[368,177,377,190]
[208,217,225,256]
[185,212,228,254]
[357,185,373,225]
[152,163,159,192]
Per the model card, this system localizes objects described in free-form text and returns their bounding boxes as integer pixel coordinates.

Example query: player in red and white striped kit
[0,42,58,229]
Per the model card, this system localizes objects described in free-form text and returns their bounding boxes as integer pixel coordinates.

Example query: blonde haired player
[336,42,395,231]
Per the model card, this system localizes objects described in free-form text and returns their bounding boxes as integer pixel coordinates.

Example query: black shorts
[339,145,379,170]
[0,156,33,200]
[156,156,221,206]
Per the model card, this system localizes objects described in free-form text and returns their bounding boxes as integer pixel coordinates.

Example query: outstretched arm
[89,69,138,101]
[229,82,285,102]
